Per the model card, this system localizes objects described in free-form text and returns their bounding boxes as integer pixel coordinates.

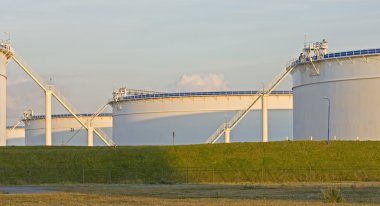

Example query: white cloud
[7,75,31,86]
[170,73,230,92]
[6,74,44,124]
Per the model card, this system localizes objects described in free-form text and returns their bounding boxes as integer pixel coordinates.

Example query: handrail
[6,119,23,134]
[94,128,115,146]
[29,113,112,120]
[294,48,380,66]
[12,55,114,146]
[50,86,80,114]
[205,63,296,144]
[117,90,293,101]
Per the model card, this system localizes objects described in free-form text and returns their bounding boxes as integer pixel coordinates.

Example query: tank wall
[292,55,380,140]
[112,94,293,145]
[113,95,292,120]
[25,116,112,146]
[6,128,25,146]
[0,54,9,146]
[292,56,380,88]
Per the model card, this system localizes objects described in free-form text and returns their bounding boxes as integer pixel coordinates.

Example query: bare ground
[1,182,379,205]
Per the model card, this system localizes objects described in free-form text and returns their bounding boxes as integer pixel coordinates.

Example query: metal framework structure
[206,39,380,144]
[205,63,297,144]
[119,91,292,101]
[9,49,115,146]
[112,87,161,102]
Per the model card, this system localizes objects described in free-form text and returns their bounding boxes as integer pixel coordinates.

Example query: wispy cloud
[7,75,31,86]
[6,74,43,123]
[169,73,230,92]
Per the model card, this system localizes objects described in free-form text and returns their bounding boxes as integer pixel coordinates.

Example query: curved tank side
[111,93,293,145]
[24,115,112,146]
[0,42,13,146]
[292,44,380,140]
[6,127,25,146]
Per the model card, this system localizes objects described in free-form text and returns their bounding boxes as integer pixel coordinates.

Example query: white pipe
[262,94,268,142]
[0,55,7,146]
[224,127,231,143]
[87,126,94,147]
[45,88,52,146]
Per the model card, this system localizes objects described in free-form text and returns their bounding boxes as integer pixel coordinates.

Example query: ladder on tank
[205,61,297,144]
[12,55,115,146]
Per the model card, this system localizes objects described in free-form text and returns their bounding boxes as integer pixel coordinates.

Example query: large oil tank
[291,40,380,140]
[110,90,293,145]
[23,113,112,146]
[0,41,14,146]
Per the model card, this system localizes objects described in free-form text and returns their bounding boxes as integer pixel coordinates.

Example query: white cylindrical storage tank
[24,113,112,146]
[111,91,293,145]
[6,126,25,146]
[291,43,380,141]
[0,42,14,146]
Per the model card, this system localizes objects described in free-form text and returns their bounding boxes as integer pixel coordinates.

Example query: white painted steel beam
[206,64,295,144]
[45,88,52,146]
[12,55,114,146]
[262,94,268,142]
[224,127,230,143]
[87,126,94,147]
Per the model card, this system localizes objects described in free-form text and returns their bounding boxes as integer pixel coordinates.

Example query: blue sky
[1,0,380,123]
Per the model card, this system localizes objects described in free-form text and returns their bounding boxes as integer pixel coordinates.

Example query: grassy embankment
[0,141,379,184]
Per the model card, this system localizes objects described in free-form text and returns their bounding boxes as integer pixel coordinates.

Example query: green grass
[0,141,379,184]
[321,187,345,203]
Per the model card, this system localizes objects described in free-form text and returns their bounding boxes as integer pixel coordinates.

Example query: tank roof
[26,113,112,120]
[6,126,25,129]
[294,47,380,67]
[0,41,14,58]
[114,90,293,102]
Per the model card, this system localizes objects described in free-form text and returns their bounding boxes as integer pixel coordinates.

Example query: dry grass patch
[0,193,374,206]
